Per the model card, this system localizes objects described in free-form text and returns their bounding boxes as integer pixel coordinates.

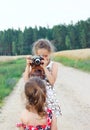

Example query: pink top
[16,109,52,130]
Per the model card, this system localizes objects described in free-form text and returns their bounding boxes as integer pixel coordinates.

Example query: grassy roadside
[0,58,26,107]
[54,56,90,73]
[0,49,90,107]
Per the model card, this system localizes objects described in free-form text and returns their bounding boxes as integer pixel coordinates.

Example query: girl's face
[36,48,51,61]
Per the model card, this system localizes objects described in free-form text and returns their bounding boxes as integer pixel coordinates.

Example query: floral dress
[16,109,52,130]
[45,61,62,117]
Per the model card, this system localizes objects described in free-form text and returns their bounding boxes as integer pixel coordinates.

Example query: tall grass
[0,58,26,107]
[53,49,90,72]
[54,56,90,72]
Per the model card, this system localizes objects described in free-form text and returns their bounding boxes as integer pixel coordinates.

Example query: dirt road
[0,63,90,130]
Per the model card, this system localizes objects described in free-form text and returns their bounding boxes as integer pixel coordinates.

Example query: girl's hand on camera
[26,56,32,67]
[41,58,49,68]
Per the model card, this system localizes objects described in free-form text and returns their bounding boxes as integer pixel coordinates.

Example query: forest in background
[0,18,90,55]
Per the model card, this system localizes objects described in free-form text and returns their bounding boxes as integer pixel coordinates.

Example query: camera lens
[35,59,40,65]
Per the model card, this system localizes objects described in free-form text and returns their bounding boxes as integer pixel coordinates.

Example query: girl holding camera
[24,39,61,117]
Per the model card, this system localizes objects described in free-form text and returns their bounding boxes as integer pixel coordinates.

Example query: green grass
[0,58,26,107]
[54,56,90,72]
[0,55,90,107]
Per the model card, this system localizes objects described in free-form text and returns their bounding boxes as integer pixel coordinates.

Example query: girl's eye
[42,55,48,58]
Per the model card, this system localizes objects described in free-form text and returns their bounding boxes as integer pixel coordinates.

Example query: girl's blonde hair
[32,38,55,54]
[25,77,46,117]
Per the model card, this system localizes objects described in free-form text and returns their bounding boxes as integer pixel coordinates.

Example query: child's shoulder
[20,109,29,123]
[21,108,28,116]
[47,60,58,68]
[51,61,58,69]
[53,61,58,66]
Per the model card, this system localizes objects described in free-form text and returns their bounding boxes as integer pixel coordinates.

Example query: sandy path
[0,78,25,130]
[0,63,90,130]
[56,64,90,130]
[0,56,26,62]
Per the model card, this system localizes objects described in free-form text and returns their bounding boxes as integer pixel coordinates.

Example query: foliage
[0,58,26,107]
[54,56,90,72]
[0,18,90,55]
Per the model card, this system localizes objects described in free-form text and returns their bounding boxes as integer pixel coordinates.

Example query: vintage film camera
[30,55,45,79]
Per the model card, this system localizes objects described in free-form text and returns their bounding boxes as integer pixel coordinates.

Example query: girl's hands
[26,56,32,67]
[41,58,49,68]
[26,55,49,69]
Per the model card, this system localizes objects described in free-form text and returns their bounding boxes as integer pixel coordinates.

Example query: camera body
[30,55,44,67]
[30,56,45,79]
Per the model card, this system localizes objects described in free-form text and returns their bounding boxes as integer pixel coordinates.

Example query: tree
[52,25,67,50]
[17,29,24,55]
[65,35,71,49]
[23,27,34,54]
[80,29,87,48]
